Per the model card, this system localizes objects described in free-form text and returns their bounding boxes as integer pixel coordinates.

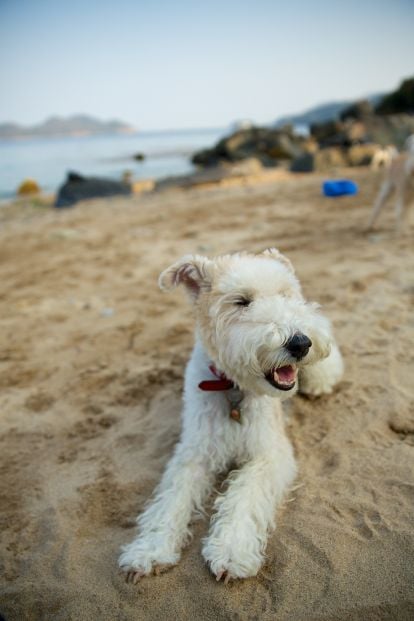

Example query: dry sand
[0,169,413,620]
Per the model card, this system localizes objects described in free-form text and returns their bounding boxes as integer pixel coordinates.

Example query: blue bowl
[322,179,358,197]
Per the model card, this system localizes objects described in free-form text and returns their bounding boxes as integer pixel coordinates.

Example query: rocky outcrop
[195,120,396,173]
[310,118,368,148]
[55,172,131,208]
[311,82,414,152]
[290,153,315,173]
[376,78,414,115]
[193,111,414,174]
[193,77,414,174]
[290,143,389,173]
[339,100,375,121]
[311,107,414,150]
[314,148,348,172]
[346,144,379,167]
[192,127,310,168]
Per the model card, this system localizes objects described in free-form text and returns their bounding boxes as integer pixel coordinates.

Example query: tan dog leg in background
[367,151,414,233]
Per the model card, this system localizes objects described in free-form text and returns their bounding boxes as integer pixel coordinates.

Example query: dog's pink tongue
[274,365,296,383]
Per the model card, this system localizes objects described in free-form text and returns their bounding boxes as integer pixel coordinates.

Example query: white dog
[119,249,343,583]
[370,145,398,171]
[368,135,414,233]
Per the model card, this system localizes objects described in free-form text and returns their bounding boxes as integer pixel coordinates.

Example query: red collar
[198,365,235,391]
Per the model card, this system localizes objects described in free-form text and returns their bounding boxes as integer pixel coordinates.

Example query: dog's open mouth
[265,365,298,391]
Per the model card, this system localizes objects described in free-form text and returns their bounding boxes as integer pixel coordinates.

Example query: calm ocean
[0,127,225,200]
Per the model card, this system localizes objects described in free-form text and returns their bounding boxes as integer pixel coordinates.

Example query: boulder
[311,119,368,148]
[314,148,348,172]
[192,127,307,168]
[290,152,315,173]
[17,178,40,196]
[376,77,414,115]
[346,144,379,167]
[310,120,343,147]
[222,157,263,176]
[339,99,374,121]
[192,148,222,167]
[55,171,131,208]
[363,114,414,149]
[312,111,414,150]
[265,133,303,159]
[293,143,385,171]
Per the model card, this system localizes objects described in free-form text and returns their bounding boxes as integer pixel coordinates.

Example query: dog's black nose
[285,333,312,360]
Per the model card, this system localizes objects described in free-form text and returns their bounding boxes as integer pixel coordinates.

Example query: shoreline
[2,161,371,211]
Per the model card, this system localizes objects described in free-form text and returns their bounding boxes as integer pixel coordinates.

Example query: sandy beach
[0,168,413,620]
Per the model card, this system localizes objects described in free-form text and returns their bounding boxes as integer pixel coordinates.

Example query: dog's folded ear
[261,248,295,274]
[159,255,213,300]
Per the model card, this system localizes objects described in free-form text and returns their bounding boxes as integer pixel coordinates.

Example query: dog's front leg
[202,441,296,582]
[299,340,344,397]
[394,184,410,234]
[366,177,393,231]
[119,443,213,582]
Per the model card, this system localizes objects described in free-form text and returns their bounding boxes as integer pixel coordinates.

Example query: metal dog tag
[226,387,244,424]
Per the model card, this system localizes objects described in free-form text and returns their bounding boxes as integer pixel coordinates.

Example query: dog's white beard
[199,300,332,396]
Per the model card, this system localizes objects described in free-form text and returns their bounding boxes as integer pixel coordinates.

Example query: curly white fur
[119,249,343,583]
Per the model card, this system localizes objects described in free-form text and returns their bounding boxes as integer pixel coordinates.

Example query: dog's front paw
[119,538,179,584]
[202,537,263,582]
[299,343,344,397]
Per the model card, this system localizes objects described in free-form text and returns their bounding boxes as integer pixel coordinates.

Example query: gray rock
[311,112,414,150]
[339,99,374,121]
[290,153,314,173]
[55,172,132,208]
[346,144,379,166]
[375,77,414,115]
[314,148,348,171]
[192,127,307,168]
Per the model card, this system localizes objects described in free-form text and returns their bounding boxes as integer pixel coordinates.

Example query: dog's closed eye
[234,296,252,307]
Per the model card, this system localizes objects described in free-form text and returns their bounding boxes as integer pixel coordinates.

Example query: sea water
[0,127,225,200]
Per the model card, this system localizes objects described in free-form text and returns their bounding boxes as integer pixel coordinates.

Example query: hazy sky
[1,0,413,130]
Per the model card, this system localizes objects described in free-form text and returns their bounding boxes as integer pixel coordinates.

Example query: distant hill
[0,115,136,139]
[274,94,385,128]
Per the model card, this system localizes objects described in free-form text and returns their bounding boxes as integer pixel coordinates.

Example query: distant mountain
[0,115,136,139]
[274,93,385,128]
